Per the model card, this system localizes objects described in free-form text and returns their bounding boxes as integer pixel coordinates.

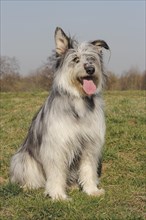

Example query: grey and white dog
[10,27,109,200]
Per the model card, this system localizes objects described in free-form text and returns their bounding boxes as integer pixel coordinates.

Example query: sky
[1,0,145,75]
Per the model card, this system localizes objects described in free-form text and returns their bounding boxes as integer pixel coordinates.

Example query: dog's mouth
[78,76,97,95]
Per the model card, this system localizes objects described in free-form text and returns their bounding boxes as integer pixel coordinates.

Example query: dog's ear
[91,40,110,51]
[55,27,69,55]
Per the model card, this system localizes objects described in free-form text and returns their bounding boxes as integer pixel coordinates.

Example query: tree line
[0,56,146,92]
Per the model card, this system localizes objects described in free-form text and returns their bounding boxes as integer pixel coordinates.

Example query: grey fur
[10,27,109,200]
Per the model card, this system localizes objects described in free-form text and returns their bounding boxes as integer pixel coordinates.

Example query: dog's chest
[70,96,95,119]
[64,97,104,139]
[46,95,105,149]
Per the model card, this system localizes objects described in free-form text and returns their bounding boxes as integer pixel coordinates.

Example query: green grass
[0,91,146,220]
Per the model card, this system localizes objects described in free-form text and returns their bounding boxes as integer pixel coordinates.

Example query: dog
[10,27,110,200]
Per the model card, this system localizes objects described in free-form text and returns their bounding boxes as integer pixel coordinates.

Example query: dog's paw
[44,191,71,201]
[89,188,105,197]
[20,184,29,191]
[85,188,105,197]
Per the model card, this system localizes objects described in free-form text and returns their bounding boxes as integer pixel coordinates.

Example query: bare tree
[0,56,20,79]
[0,56,20,91]
[120,67,143,90]
[141,70,146,90]
[106,71,119,90]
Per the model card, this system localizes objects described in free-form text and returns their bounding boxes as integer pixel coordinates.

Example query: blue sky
[1,0,145,75]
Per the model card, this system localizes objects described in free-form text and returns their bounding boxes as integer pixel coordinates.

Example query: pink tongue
[83,79,97,95]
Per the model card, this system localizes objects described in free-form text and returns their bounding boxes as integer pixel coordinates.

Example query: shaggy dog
[10,27,109,200]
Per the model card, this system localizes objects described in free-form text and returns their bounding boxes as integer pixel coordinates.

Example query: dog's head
[53,27,110,97]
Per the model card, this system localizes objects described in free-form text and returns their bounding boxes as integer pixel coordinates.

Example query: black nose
[84,65,95,75]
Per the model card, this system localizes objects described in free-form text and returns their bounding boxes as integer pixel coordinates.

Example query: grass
[0,90,146,220]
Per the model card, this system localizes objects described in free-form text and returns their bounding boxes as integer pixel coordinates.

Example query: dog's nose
[84,65,95,75]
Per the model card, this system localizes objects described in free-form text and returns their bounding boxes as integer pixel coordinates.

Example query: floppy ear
[91,40,109,51]
[55,27,69,55]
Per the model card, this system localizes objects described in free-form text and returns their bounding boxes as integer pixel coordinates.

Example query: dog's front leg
[44,161,68,200]
[79,148,105,197]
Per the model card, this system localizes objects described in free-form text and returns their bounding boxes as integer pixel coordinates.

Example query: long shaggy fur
[10,27,109,200]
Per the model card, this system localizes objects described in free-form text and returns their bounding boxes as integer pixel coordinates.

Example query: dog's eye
[73,57,80,63]
[90,57,96,62]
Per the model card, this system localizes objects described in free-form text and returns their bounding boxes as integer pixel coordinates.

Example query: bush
[0,56,145,91]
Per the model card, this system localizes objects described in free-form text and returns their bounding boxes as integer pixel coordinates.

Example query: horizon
[1,1,145,75]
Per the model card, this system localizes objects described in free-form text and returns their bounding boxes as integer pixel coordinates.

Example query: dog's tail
[10,150,45,189]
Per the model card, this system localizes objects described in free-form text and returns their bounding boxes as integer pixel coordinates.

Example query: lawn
[0,91,145,220]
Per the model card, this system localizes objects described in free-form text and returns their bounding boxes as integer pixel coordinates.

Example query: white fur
[10,152,45,189]
[10,27,108,200]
